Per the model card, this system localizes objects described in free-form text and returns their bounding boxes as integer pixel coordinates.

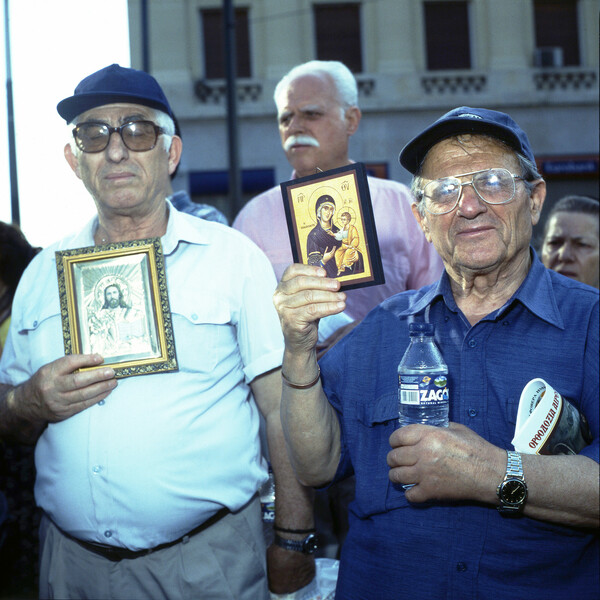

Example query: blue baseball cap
[399,106,536,174]
[57,63,174,123]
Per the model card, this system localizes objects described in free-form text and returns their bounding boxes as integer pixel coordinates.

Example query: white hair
[274,60,359,112]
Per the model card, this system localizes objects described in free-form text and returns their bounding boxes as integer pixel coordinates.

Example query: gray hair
[274,60,358,114]
[411,134,543,216]
[68,107,175,154]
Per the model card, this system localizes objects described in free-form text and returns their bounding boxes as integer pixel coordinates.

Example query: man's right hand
[273,264,346,354]
[2,354,116,443]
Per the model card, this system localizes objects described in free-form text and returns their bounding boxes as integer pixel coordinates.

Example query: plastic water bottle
[398,322,449,427]
[259,464,275,544]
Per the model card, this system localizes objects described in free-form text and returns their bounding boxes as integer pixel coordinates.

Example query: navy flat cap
[399,106,536,174]
[57,63,174,123]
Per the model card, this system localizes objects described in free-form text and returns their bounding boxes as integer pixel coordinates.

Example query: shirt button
[502,320,509,326]
[92,466,102,474]
[98,400,105,406]
[191,313,198,321]
[444,316,450,322]
[456,562,468,572]
[468,408,477,417]
[468,339,477,348]
[33,321,38,328]
[104,530,112,538]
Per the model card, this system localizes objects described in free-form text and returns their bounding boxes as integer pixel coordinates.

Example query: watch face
[501,479,527,504]
[302,534,318,554]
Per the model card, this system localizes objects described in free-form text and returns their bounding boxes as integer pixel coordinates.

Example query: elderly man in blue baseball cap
[272,106,599,598]
[0,64,316,599]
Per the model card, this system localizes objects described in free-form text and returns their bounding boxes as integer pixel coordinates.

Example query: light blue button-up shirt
[0,202,284,550]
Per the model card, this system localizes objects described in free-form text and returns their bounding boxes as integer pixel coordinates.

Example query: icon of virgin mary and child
[306,194,364,278]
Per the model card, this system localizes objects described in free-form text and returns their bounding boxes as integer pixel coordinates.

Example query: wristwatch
[496,450,528,515]
[273,533,319,555]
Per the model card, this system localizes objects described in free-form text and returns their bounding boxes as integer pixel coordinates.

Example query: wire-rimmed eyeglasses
[72,120,165,153]
[417,168,525,215]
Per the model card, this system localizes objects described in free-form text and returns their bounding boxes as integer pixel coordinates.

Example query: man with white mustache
[233,60,443,350]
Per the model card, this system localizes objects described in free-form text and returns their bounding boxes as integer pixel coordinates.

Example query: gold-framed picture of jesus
[55,237,178,379]
[280,162,385,291]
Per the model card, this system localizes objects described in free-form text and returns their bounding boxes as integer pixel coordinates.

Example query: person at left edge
[0,64,315,600]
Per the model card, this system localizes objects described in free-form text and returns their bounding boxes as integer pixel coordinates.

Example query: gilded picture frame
[281,162,385,290]
[55,238,178,379]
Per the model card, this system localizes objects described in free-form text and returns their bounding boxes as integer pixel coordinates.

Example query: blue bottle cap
[408,322,435,335]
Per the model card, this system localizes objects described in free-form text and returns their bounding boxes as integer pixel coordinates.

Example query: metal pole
[223,0,242,218]
[4,0,20,225]
[141,0,150,72]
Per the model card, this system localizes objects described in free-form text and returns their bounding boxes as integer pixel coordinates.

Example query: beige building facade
[128,0,599,233]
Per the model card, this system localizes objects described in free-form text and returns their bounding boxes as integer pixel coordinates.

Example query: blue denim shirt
[320,251,599,600]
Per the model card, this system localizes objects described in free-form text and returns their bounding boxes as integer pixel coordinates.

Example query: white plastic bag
[270,558,339,600]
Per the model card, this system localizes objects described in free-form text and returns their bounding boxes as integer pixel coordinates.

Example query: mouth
[105,171,135,183]
[555,268,578,278]
[456,225,495,238]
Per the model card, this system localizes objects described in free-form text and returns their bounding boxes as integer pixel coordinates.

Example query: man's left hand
[267,543,316,595]
[387,422,505,504]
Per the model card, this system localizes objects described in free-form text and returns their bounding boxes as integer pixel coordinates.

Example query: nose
[105,130,129,162]
[455,181,487,217]
[557,242,575,261]
[286,113,306,134]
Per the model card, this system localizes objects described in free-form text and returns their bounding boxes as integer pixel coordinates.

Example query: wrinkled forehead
[422,134,519,178]
[276,73,338,114]
[548,211,600,238]
[75,102,155,125]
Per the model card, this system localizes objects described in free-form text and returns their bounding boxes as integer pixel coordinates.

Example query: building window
[314,3,363,73]
[200,8,251,79]
[534,0,580,67]
[424,1,471,70]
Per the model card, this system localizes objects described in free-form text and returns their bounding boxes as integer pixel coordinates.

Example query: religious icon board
[281,162,385,290]
[55,238,178,379]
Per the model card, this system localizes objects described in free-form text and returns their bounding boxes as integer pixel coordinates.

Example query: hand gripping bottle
[398,322,449,427]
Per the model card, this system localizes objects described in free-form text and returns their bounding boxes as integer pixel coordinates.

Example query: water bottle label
[399,373,448,407]
[261,501,275,523]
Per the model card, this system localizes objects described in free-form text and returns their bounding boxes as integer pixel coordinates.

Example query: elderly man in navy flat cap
[0,64,315,599]
[273,106,599,599]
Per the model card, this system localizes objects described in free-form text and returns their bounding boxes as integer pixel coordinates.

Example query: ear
[345,106,361,137]
[411,202,432,242]
[167,135,183,177]
[64,143,82,179]
[528,179,546,226]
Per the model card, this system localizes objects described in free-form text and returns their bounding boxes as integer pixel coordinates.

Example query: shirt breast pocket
[18,304,63,369]
[353,392,411,516]
[169,294,232,373]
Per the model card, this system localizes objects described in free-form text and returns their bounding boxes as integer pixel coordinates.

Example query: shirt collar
[64,216,96,249]
[161,199,211,255]
[58,199,211,255]
[508,248,564,329]
[394,248,564,329]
